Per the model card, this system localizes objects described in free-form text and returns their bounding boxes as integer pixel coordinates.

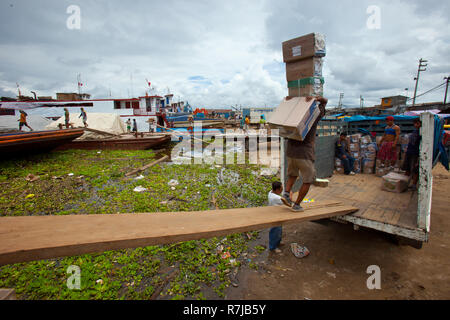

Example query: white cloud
[0,0,448,109]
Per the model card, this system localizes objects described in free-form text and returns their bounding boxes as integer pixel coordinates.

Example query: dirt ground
[225,165,450,300]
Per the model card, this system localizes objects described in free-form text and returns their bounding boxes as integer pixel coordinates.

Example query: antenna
[16,82,21,97]
[338,93,344,110]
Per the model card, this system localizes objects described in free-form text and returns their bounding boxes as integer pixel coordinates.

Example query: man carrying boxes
[282,96,328,212]
[269,33,327,211]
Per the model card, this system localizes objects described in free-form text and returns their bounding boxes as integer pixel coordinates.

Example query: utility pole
[338,93,344,110]
[360,95,364,109]
[444,76,449,104]
[412,58,428,106]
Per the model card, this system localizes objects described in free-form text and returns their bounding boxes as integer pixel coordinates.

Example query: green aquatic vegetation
[0,148,279,300]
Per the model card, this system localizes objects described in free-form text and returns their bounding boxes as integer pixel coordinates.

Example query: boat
[0,129,84,156]
[54,133,171,151]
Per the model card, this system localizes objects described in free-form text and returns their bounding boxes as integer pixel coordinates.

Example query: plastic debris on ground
[221,252,231,259]
[133,186,147,192]
[168,179,179,187]
[25,174,39,182]
[290,243,310,258]
[260,167,279,176]
[134,175,145,180]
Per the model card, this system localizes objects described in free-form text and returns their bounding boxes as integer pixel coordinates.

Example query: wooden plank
[125,155,169,176]
[0,201,357,266]
[0,289,16,300]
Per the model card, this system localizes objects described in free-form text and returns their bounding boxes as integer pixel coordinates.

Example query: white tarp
[0,115,52,132]
[46,113,127,139]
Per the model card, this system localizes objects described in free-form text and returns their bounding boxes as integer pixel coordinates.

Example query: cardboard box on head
[268,97,321,141]
[286,57,323,81]
[282,33,326,63]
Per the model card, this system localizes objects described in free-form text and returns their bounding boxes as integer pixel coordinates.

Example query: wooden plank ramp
[0,200,357,266]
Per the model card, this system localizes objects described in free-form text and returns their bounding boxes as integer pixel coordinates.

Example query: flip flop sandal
[290,243,310,258]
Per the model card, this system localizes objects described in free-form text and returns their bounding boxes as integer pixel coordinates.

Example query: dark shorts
[402,153,419,174]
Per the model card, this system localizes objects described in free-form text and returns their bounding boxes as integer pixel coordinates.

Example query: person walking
[79,108,88,127]
[282,96,328,212]
[18,110,33,131]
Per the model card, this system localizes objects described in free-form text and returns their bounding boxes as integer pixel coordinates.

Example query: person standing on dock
[18,110,33,131]
[259,115,266,130]
[126,118,131,133]
[79,108,88,127]
[282,96,328,212]
[64,108,70,129]
[377,116,401,168]
[244,115,250,132]
[148,118,156,133]
[132,119,138,133]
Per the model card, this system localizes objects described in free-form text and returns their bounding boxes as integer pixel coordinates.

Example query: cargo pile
[334,132,415,193]
[282,33,326,98]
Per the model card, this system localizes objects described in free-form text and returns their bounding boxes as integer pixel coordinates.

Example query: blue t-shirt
[406,129,421,156]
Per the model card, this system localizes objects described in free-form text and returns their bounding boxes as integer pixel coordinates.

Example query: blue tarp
[434,115,449,170]
[343,115,419,122]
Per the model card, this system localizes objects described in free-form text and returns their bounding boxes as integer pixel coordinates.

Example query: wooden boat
[171,120,225,128]
[0,129,84,156]
[55,133,171,151]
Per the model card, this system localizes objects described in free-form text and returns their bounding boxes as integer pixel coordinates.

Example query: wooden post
[417,112,434,231]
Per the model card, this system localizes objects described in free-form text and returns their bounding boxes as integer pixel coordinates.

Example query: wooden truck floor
[304,173,422,238]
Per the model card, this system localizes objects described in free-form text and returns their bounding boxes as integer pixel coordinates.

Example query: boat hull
[55,134,171,151]
[0,129,85,156]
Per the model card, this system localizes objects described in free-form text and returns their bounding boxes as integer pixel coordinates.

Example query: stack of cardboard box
[360,135,377,174]
[283,33,326,98]
[348,134,362,173]
[268,33,326,142]
[335,158,344,174]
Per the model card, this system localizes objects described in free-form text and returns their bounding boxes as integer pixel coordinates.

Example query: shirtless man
[377,116,401,167]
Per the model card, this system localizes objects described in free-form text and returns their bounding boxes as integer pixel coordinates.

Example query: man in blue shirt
[335,132,355,175]
[402,118,421,191]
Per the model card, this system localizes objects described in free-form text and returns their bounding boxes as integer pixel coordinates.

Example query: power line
[407,81,446,101]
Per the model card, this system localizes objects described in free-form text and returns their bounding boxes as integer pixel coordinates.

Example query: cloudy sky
[0,0,449,109]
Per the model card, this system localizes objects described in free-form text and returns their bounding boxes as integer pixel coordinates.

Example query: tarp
[433,115,449,170]
[46,113,126,139]
[0,115,52,132]
[404,110,449,118]
[343,115,418,122]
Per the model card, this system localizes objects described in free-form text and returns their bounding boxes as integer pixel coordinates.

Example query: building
[380,95,408,109]
[242,107,275,124]
[56,93,91,101]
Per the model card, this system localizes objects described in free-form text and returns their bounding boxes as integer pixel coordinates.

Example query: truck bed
[302,173,425,240]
